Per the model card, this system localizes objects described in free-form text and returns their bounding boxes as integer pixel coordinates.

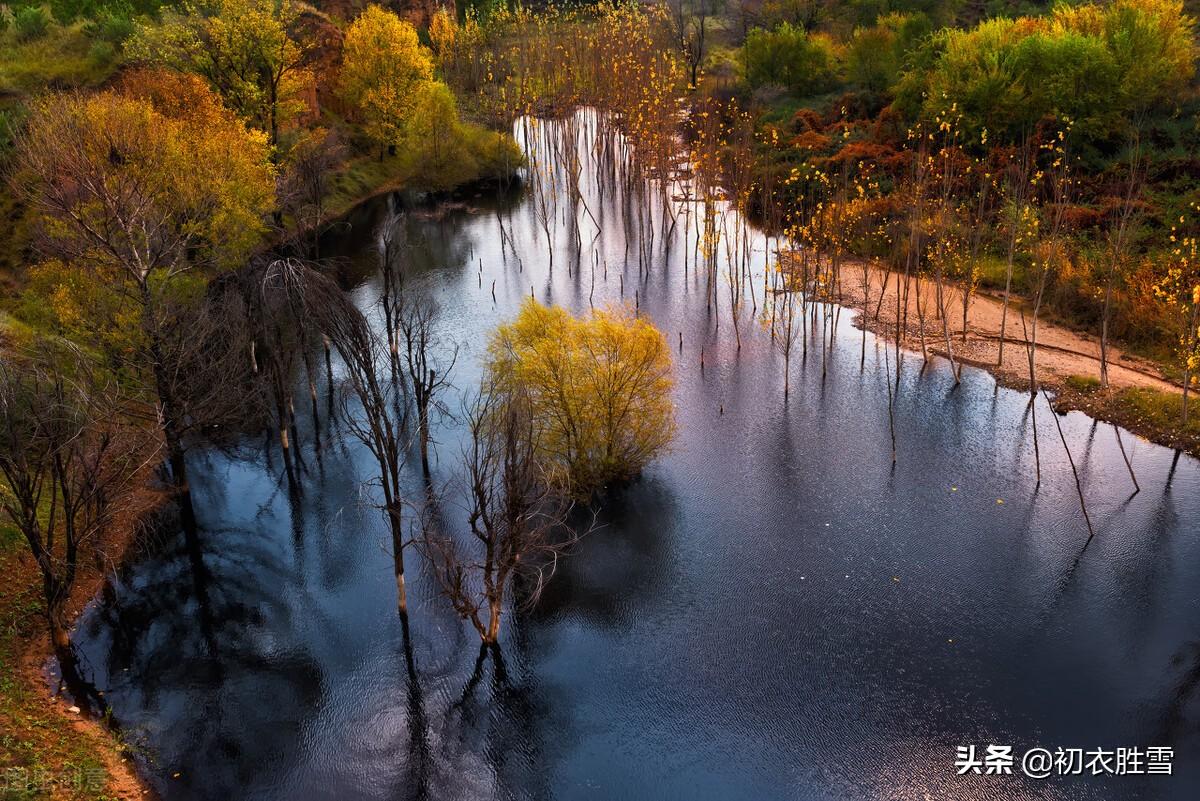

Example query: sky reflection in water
[74,111,1200,801]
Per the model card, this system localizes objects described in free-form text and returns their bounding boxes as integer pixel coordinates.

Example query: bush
[14,6,52,42]
[741,24,840,97]
[401,81,523,191]
[487,300,676,496]
[895,0,1197,143]
[1065,374,1102,394]
[84,5,135,44]
[845,12,931,93]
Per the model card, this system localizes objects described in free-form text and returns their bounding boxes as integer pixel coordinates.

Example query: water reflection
[74,111,1199,801]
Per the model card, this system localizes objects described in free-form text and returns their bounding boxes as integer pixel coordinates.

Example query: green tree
[895,0,1196,143]
[404,82,476,190]
[845,12,930,92]
[741,23,839,95]
[130,0,312,149]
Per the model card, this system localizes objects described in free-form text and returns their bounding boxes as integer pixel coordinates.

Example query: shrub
[401,81,523,191]
[14,5,51,42]
[84,5,135,44]
[895,0,1197,143]
[1065,374,1102,393]
[845,12,931,93]
[487,300,676,496]
[741,23,840,97]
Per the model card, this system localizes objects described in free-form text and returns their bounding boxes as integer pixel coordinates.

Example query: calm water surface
[75,112,1200,801]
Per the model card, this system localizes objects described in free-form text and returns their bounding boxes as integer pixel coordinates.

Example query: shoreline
[3,478,166,800]
[832,258,1199,457]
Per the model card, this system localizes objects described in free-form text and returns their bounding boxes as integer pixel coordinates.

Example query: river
[73,110,1199,801]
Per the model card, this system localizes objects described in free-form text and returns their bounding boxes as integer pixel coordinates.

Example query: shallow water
[75,111,1199,801]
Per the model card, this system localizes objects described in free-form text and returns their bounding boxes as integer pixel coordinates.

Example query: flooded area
[73,111,1200,801]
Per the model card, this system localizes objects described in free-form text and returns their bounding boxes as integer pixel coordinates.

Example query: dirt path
[835,260,1181,396]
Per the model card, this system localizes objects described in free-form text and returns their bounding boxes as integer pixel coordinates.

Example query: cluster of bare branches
[424,383,587,646]
[0,343,153,699]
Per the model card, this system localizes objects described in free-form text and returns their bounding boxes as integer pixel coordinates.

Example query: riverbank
[0,482,165,800]
[836,259,1200,456]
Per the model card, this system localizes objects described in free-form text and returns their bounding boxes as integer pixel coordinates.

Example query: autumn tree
[408,82,472,184]
[488,300,676,497]
[338,4,434,154]
[1154,203,1200,423]
[130,0,314,150]
[14,85,274,502]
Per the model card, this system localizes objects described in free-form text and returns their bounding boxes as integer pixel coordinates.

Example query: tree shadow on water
[526,476,678,629]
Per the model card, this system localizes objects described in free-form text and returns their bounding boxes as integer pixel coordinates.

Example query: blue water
[74,112,1200,801]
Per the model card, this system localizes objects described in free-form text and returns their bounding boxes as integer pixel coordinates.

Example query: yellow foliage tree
[405,82,476,190]
[428,6,457,58]
[1154,203,1200,423]
[15,85,275,490]
[339,5,434,153]
[487,300,676,496]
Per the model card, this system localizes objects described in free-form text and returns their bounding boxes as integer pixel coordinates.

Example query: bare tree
[672,0,715,87]
[1099,139,1144,388]
[399,294,458,479]
[771,253,803,399]
[242,258,337,481]
[279,127,345,258]
[424,384,583,645]
[315,274,416,616]
[0,345,149,697]
[378,214,408,381]
[997,137,1034,368]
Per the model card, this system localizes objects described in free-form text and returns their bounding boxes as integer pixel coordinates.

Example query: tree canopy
[896,0,1196,141]
[17,83,275,288]
[742,23,839,95]
[338,4,435,150]
[487,300,676,497]
[129,0,313,148]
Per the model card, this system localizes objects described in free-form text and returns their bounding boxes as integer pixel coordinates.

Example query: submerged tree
[488,300,676,497]
[425,384,581,646]
[315,269,417,615]
[399,294,458,479]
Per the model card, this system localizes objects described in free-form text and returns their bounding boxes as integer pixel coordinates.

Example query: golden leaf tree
[487,300,677,496]
[338,4,434,154]
[1154,203,1200,423]
[14,81,275,497]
